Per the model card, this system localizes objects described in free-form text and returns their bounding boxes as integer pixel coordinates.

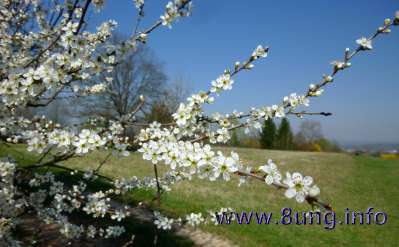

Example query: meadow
[2,145,398,247]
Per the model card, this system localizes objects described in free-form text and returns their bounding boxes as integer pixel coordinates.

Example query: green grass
[2,144,398,247]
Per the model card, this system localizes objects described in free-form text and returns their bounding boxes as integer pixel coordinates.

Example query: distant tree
[260,118,276,149]
[35,99,74,126]
[229,130,240,147]
[294,121,341,152]
[276,118,294,150]
[295,120,324,144]
[144,76,191,123]
[159,75,192,113]
[240,137,261,149]
[145,102,174,124]
[316,138,342,152]
[82,34,167,119]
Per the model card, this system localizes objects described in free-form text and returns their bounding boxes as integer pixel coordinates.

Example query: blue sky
[90,0,399,144]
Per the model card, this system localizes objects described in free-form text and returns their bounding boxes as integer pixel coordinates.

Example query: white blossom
[0,2,394,243]
[283,172,317,203]
[185,213,204,226]
[154,211,174,230]
[356,37,373,50]
[105,226,125,238]
[252,45,268,59]
[259,159,282,185]
[133,0,144,9]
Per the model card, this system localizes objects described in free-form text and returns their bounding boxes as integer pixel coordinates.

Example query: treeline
[230,119,341,152]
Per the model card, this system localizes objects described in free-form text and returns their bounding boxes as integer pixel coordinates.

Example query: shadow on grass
[53,170,195,247]
[0,144,194,247]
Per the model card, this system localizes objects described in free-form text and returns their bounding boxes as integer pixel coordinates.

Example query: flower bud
[383,28,391,34]
[234,61,240,71]
[245,63,254,70]
[344,48,350,60]
[394,11,399,25]
[138,33,147,43]
[323,74,333,83]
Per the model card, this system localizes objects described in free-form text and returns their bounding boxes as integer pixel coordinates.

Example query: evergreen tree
[276,118,294,150]
[230,129,240,147]
[260,118,276,149]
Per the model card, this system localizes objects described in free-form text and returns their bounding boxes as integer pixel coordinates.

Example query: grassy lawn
[1,145,398,247]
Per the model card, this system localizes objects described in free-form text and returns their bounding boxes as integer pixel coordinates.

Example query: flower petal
[265,175,273,185]
[292,172,303,182]
[285,188,296,199]
[296,191,305,203]
[303,176,313,186]
[309,185,320,197]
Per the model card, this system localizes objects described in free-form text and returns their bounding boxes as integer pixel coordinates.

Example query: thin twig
[73,0,92,35]
[287,111,333,117]
[36,146,54,164]
[235,170,332,211]
[153,164,162,207]
[94,152,112,173]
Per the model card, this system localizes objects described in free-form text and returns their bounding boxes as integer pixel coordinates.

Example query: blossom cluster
[153,211,205,230]
[258,159,320,202]
[0,0,397,243]
[160,0,193,28]
[24,169,134,240]
[171,45,270,138]
[0,14,118,108]
[139,136,241,181]
[134,0,145,10]
[19,117,130,157]
[1,160,26,245]
[137,122,320,203]
[152,208,232,229]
